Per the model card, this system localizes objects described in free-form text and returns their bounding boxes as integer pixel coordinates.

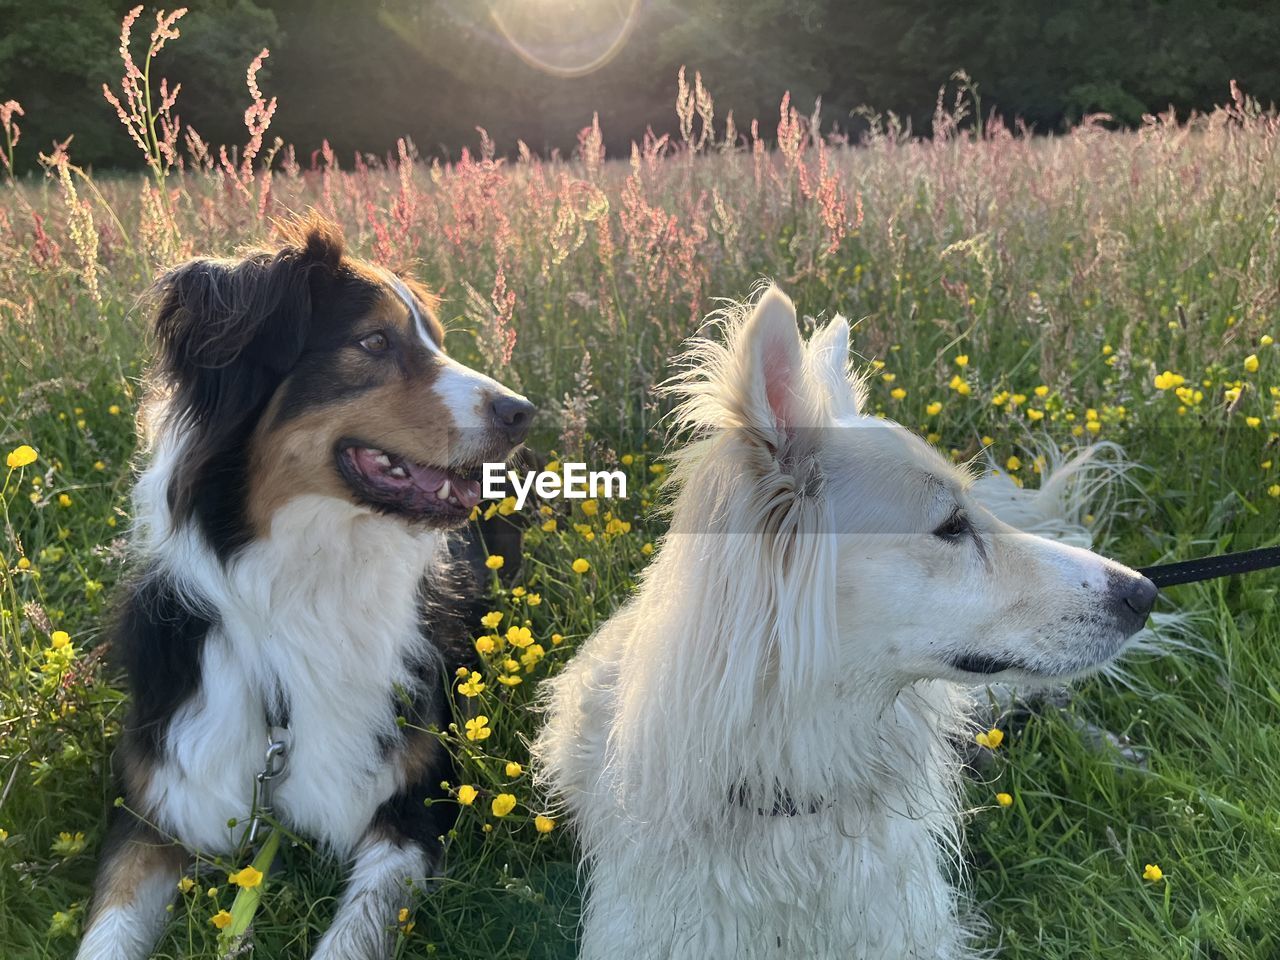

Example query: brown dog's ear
[150,222,344,524]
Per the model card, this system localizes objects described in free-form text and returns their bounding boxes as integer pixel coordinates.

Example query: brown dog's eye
[358,332,390,354]
[932,509,970,541]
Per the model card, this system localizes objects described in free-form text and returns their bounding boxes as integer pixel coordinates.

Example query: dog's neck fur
[130,424,449,854]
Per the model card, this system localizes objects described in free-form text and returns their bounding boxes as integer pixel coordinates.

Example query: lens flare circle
[489,0,641,79]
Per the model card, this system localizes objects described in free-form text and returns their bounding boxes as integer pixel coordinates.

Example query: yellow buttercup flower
[475,635,497,656]
[572,558,590,574]
[640,543,654,556]
[6,445,37,469]
[210,909,233,930]
[480,611,503,629]
[58,494,72,507]
[464,716,492,741]
[925,401,942,416]
[51,831,86,857]
[541,518,557,532]
[108,404,121,416]
[505,761,523,778]
[485,555,505,570]
[1244,354,1259,374]
[520,644,546,672]
[398,908,410,924]
[456,785,478,806]
[497,674,523,687]
[581,499,599,517]
[228,865,263,889]
[995,792,1013,807]
[890,387,906,400]
[527,593,542,606]
[975,728,1004,750]
[457,671,486,697]
[497,496,517,516]
[506,626,533,649]
[1034,385,1049,397]
[954,355,969,367]
[50,631,70,649]
[534,815,556,834]
[621,454,634,466]
[1026,408,1044,421]
[177,876,195,894]
[511,586,527,598]
[1153,370,1185,390]
[1142,863,1163,882]
[1006,456,1022,472]
[491,793,517,817]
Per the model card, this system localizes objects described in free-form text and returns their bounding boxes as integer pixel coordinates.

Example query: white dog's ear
[735,285,808,446]
[806,314,863,418]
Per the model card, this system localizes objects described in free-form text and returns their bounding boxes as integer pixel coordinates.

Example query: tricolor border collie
[534,286,1157,959]
[78,218,534,960]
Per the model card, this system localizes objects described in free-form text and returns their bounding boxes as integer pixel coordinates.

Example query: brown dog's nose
[491,395,535,444]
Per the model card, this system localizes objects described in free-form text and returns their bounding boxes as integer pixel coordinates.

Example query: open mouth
[336,440,485,524]
[948,653,1021,676]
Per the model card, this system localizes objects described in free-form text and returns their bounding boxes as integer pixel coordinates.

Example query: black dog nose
[490,395,535,444]
[1109,573,1157,634]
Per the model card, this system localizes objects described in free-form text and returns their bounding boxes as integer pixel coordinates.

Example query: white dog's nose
[1107,572,1157,635]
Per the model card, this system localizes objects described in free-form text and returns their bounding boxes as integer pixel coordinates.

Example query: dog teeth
[374,454,391,468]
[388,466,408,479]
[438,479,452,500]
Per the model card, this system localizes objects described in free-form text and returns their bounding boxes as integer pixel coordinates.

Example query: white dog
[533,286,1157,960]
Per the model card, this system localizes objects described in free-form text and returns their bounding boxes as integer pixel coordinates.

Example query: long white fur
[534,285,1162,960]
[312,836,427,960]
[76,866,181,960]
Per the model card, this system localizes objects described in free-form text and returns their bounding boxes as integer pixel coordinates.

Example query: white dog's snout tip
[1106,570,1158,635]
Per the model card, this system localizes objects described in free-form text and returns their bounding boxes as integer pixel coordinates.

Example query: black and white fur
[79,219,534,960]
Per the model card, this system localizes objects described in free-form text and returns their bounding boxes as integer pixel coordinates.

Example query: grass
[2,14,1280,958]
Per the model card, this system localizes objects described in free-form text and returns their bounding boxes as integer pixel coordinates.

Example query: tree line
[2,0,1277,172]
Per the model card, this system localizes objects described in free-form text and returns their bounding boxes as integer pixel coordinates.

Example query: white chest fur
[141,496,444,856]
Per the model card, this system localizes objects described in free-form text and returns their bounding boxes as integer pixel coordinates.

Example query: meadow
[2,10,1280,959]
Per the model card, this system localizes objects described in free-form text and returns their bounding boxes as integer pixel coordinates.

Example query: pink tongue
[455,479,483,510]
[403,461,448,493]
[400,461,482,510]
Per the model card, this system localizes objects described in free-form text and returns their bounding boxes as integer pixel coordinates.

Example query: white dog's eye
[932,509,970,541]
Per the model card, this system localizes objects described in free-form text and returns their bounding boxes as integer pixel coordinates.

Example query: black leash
[1139,547,1280,589]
